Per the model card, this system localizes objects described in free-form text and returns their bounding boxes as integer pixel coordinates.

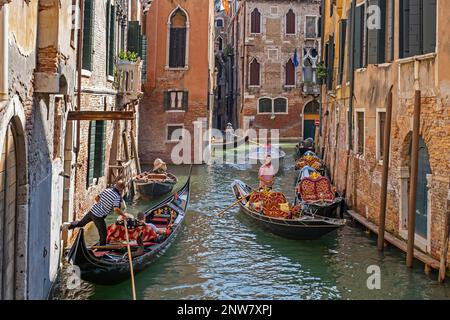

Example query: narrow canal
[59,144,450,300]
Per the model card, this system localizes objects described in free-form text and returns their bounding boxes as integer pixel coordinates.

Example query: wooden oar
[123,218,137,300]
[215,197,245,218]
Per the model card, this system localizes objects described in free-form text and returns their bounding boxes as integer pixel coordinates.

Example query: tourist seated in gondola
[153,158,167,174]
[137,212,167,243]
[259,155,275,189]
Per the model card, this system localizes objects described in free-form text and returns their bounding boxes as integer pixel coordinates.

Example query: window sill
[81,69,92,78]
[257,112,289,115]
[165,66,189,71]
[355,68,366,73]
[283,85,296,89]
[377,62,392,68]
[249,85,261,88]
[397,52,436,65]
[107,75,114,82]
[166,110,186,113]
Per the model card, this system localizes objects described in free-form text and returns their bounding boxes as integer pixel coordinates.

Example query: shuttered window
[378,112,386,160]
[338,19,347,85]
[251,8,261,34]
[163,90,188,111]
[285,59,295,86]
[346,8,353,79]
[82,0,95,71]
[286,9,296,35]
[249,59,260,86]
[169,9,187,68]
[87,121,106,187]
[108,4,116,77]
[354,4,365,69]
[367,0,386,64]
[128,21,141,55]
[400,0,436,58]
[326,36,335,91]
[386,0,395,61]
[356,112,365,155]
[140,35,148,81]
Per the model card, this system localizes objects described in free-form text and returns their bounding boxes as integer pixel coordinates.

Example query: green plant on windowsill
[316,62,327,82]
[118,50,138,63]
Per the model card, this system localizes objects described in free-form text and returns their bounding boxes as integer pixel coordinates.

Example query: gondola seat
[298,177,336,203]
[106,223,158,244]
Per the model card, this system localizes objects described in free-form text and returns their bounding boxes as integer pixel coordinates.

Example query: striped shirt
[90,188,122,218]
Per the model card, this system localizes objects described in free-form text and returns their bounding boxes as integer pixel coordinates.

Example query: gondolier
[66,181,126,246]
[153,158,167,174]
[258,155,275,189]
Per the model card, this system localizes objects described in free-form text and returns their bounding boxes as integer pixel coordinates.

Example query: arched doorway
[0,121,18,300]
[303,100,320,139]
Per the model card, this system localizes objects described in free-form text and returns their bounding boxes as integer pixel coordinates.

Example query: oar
[231,133,264,147]
[215,198,245,218]
[123,218,137,300]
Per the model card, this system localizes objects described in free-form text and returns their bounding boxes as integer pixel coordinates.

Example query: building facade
[139,0,215,164]
[222,0,322,140]
[320,0,449,266]
[0,0,144,300]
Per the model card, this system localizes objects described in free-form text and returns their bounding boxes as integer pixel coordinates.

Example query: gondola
[295,138,315,159]
[67,174,191,285]
[294,167,343,218]
[231,180,346,240]
[134,172,178,199]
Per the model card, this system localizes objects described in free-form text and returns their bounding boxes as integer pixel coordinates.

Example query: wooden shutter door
[286,10,295,34]
[286,60,295,85]
[182,91,189,110]
[128,21,141,54]
[387,0,395,61]
[354,5,363,69]
[422,0,436,54]
[408,0,422,56]
[87,121,96,186]
[108,5,116,76]
[163,91,171,110]
[178,28,187,67]
[338,20,347,84]
[82,0,93,70]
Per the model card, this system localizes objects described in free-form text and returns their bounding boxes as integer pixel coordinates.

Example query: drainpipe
[406,90,421,268]
[0,6,8,102]
[343,0,356,200]
[377,88,393,251]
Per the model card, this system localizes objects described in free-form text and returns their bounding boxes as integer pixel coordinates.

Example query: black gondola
[134,172,178,199]
[67,174,191,285]
[231,180,346,240]
[295,138,315,158]
[294,167,342,218]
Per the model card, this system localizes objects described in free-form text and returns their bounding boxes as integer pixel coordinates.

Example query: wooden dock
[347,210,441,271]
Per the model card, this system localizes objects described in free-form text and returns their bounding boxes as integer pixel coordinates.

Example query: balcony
[302,82,321,96]
[117,58,143,103]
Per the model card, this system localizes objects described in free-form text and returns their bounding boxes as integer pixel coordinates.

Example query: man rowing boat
[258,155,275,189]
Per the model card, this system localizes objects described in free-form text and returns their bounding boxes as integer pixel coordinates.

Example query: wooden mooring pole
[438,190,450,282]
[377,90,393,251]
[406,90,421,268]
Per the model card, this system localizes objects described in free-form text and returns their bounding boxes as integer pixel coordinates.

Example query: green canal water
[63,144,450,300]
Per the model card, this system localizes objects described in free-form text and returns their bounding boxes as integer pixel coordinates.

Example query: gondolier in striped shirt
[66,181,127,246]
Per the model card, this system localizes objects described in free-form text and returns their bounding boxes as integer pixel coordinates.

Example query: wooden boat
[248,145,286,163]
[295,138,315,158]
[211,135,247,150]
[294,167,343,218]
[134,172,178,199]
[231,180,346,240]
[295,151,326,177]
[67,175,191,285]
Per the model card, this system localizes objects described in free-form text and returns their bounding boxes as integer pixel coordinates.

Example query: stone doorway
[303,100,320,140]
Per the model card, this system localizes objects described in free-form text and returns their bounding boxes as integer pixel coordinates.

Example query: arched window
[258,98,272,113]
[217,37,223,51]
[169,9,188,68]
[249,59,260,86]
[274,98,288,113]
[285,59,295,86]
[286,9,296,34]
[250,8,261,34]
[216,18,224,28]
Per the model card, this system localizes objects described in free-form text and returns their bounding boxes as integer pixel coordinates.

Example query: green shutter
[408,0,422,57]
[82,0,94,71]
[163,91,171,110]
[422,0,436,54]
[87,121,96,186]
[354,5,363,69]
[93,121,106,179]
[387,0,395,61]
[338,20,347,84]
[347,7,353,78]
[108,5,116,77]
[127,21,141,54]
[140,35,148,82]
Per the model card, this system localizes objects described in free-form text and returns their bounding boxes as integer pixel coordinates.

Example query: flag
[293,48,300,68]
[222,0,230,15]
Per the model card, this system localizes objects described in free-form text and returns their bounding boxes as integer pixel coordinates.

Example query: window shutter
[327,36,335,91]
[128,21,141,54]
[367,0,379,64]
[285,59,295,86]
[108,5,116,76]
[249,60,260,86]
[163,91,171,110]
[338,19,347,84]
[82,0,93,71]
[182,91,189,110]
[354,5,363,69]
[408,0,422,57]
[286,10,295,34]
[94,121,106,179]
[347,8,353,79]
[317,16,322,38]
[422,0,436,54]
[87,121,96,186]
[387,0,395,61]
[140,35,148,81]
[106,1,111,76]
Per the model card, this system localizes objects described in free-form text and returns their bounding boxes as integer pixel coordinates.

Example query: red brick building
[139,1,215,164]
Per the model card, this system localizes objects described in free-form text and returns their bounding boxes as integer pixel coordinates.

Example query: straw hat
[153,158,167,171]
